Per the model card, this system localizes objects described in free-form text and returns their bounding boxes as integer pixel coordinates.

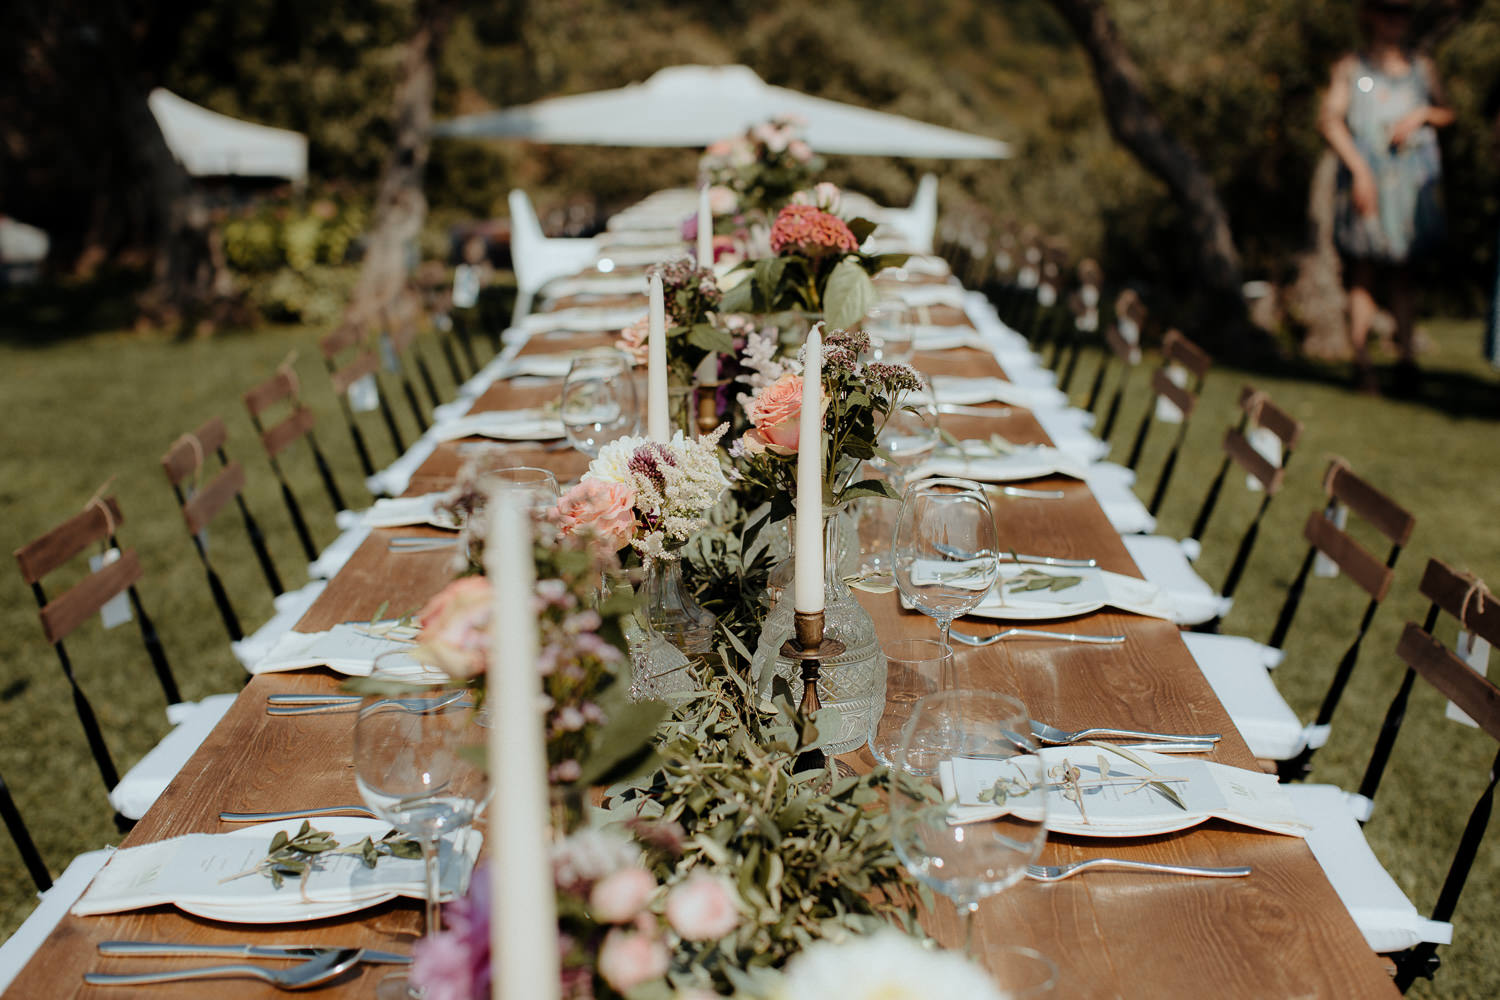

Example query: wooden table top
[4,310,1397,998]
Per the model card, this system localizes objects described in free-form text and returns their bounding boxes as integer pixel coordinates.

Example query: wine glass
[874,380,940,489]
[892,477,1001,652]
[890,689,1048,960]
[864,298,915,363]
[561,348,640,457]
[353,666,486,999]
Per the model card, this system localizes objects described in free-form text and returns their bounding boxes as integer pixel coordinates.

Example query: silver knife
[98,940,410,965]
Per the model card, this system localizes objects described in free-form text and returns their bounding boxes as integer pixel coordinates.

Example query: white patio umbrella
[432,64,1008,159]
[147,88,309,181]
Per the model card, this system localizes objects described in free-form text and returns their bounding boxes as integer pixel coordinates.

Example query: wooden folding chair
[319,317,405,477]
[1123,328,1213,516]
[1286,559,1500,990]
[13,495,179,803]
[415,263,479,383]
[161,417,284,643]
[243,364,348,562]
[1056,258,1103,395]
[0,771,49,893]
[1121,385,1302,628]
[1084,289,1145,445]
[382,289,442,426]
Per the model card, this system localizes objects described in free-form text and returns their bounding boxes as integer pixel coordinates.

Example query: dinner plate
[962,565,1111,622]
[1044,813,1207,839]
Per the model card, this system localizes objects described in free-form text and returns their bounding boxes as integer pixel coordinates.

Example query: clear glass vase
[752,510,886,754]
[629,554,716,700]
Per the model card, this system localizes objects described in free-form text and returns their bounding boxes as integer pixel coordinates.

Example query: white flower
[775,930,1009,1000]
[588,435,647,486]
[552,828,641,891]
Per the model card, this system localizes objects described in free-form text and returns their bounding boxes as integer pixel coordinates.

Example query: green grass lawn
[1,307,1498,994]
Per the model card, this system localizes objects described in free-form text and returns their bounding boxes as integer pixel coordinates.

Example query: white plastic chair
[507,189,599,328]
[877,173,939,254]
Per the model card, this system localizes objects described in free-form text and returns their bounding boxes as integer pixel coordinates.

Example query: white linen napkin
[247,622,428,676]
[885,283,968,309]
[432,410,565,443]
[348,493,458,530]
[931,375,1069,411]
[519,305,644,335]
[908,444,1091,483]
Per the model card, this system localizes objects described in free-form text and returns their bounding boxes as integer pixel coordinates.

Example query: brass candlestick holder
[780,609,846,773]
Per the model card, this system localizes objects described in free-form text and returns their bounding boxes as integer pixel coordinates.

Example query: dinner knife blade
[98,940,410,965]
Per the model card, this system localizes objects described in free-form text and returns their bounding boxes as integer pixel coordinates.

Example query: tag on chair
[452,265,480,309]
[1155,365,1189,423]
[1245,426,1282,493]
[89,549,133,630]
[378,331,400,373]
[1445,631,1492,728]
[349,372,380,413]
[1313,503,1348,578]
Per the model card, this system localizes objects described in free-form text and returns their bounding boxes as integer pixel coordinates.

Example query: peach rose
[555,479,637,551]
[415,576,492,679]
[664,871,740,941]
[589,867,656,923]
[617,318,649,366]
[597,927,670,993]
[745,373,805,453]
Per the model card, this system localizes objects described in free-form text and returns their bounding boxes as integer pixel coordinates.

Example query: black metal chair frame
[1347,559,1500,990]
[243,367,347,563]
[13,495,179,822]
[1,769,52,891]
[162,418,284,643]
[320,319,406,476]
[1123,329,1213,517]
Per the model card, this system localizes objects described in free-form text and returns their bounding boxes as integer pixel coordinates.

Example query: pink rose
[555,479,637,551]
[664,871,740,941]
[597,927,670,992]
[787,138,813,163]
[745,373,805,453]
[589,867,657,923]
[617,319,649,366]
[415,576,492,679]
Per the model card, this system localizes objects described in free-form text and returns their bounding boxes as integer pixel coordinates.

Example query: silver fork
[950,627,1124,647]
[1026,859,1250,882]
[219,805,379,822]
[1030,719,1220,745]
[84,947,364,989]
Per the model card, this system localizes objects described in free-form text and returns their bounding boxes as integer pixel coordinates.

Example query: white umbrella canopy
[147,88,309,181]
[433,64,1009,159]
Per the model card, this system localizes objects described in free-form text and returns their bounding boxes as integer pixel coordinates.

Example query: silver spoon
[1026,860,1249,882]
[949,627,1124,647]
[219,805,378,822]
[85,947,364,990]
[1030,719,1220,745]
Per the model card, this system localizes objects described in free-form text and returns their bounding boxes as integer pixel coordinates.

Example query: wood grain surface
[4,311,1398,999]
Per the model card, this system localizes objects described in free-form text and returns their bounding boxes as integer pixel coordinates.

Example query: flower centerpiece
[718,184,909,330]
[618,257,736,432]
[699,115,821,218]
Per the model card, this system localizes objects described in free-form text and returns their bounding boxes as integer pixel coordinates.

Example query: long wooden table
[4,279,1399,998]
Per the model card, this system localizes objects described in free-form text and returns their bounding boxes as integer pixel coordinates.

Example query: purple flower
[411,862,492,1000]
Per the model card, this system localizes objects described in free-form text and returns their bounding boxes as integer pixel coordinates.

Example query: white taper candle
[696,186,713,270]
[486,492,559,1000]
[647,273,668,440]
[794,323,824,614]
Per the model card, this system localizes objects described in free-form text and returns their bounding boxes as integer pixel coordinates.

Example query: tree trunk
[1286,152,1351,359]
[343,7,451,331]
[1047,0,1247,327]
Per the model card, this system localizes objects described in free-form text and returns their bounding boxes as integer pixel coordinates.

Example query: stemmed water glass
[353,666,486,999]
[889,690,1050,967]
[874,380,940,490]
[560,348,640,457]
[865,298,915,363]
[892,477,1002,653]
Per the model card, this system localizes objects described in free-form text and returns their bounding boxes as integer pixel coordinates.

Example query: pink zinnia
[769,204,858,258]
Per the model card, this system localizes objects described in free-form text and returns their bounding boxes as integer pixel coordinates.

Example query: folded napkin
[543,273,649,301]
[931,375,1069,411]
[247,621,430,676]
[432,410,565,443]
[308,524,371,580]
[500,353,587,380]
[890,254,952,277]
[366,433,440,498]
[596,245,687,268]
[908,444,1090,483]
[961,564,1175,622]
[912,327,994,352]
[941,746,1309,838]
[346,493,458,530]
[519,305,645,335]
[1033,409,1110,464]
[886,283,968,309]
[597,229,684,247]
[73,817,481,918]
[1084,463,1157,535]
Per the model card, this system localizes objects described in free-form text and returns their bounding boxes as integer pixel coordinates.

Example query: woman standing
[1320,0,1453,394]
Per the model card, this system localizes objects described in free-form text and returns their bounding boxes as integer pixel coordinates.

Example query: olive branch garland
[218,821,423,890]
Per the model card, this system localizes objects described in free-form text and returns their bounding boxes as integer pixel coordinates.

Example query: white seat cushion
[1287,783,1453,954]
[0,848,112,992]
[1183,632,1308,760]
[107,693,237,820]
[231,579,328,670]
[1122,534,1233,625]
[1085,463,1156,535]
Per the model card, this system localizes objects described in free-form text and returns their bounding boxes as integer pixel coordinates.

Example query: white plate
[1044,813,1207,839]
[962,565,1110,622]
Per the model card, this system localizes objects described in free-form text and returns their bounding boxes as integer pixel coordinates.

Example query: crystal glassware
[869,638,952,766]
[561,348,640,457]
[864,298,915,364]
[892,477,1002,652]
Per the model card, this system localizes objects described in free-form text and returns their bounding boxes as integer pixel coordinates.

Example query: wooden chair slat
[1104,324,1135,363]
[14,497,124,584]
[1302,510,1393,600]
[1239,386,1303,449]
[182,462,246,537]
[1327,464,1416,547]
[1150,366,1197,418]
[261,406,317,460]
[161,417,228,486]
[330,352,380,396]
[38,548,143,644]
[1418,560,1500,646]
[1397,622,1500,743]
[243,370,297,418]
[1223,428,1283,493]
[1162,330,1212,377]
[319,320,367,359]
